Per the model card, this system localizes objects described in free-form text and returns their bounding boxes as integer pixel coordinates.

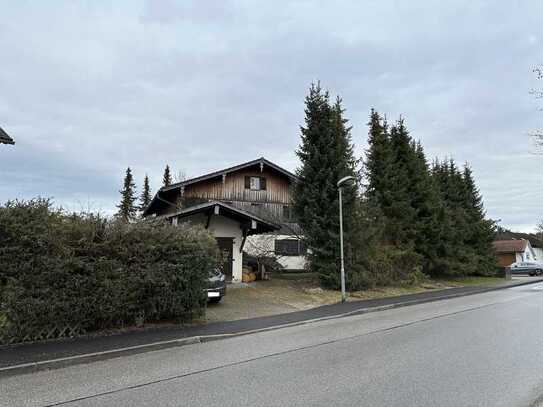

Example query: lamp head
[337,175,356,187]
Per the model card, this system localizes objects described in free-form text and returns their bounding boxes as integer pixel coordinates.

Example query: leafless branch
[531,65,543,154]
[173,170,186,183]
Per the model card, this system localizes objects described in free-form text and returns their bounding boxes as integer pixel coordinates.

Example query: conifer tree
[365,110,393,205]
[293,83,358,288]
[431,159,497,275]
[431,159,467,274]
[163,165,172,187]
[407,141,442,270]
[460,164,497,274]
[117,167,137,222]
[365,116,444,273]
[139,174,152,213]
[386,119,417,245]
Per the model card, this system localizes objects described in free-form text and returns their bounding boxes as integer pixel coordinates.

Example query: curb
[0,336,201,378]
[1,278,541,378]
[200,278,543,342]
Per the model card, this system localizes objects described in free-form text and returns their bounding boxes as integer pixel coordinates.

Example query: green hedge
[0,199,219,343]
[348,246,426,290]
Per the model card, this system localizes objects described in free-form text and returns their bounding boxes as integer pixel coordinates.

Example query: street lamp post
[337,175,356,303]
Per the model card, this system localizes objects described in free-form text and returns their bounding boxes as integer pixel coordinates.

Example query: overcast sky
[0,1,542,232]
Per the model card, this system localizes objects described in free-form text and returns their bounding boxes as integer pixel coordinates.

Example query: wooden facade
[184,168,291,203]
[182,167,293,222]
[145,158,298,223]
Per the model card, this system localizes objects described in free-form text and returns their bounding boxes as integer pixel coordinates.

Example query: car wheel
[208,297,222,304]
[529,272,536,276]
[537,269,543,276]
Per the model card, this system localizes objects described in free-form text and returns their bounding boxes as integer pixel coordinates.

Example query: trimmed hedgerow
[0,198,219,343]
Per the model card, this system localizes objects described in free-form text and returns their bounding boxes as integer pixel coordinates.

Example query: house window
[245,176,267,191]
[275,239,306,256]
[283,205,295,221]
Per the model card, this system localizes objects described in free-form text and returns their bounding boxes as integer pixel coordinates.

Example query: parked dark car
[507,261,543,276]
[207,268,226,303]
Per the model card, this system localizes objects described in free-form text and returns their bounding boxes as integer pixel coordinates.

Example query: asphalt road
[3,283,543,407]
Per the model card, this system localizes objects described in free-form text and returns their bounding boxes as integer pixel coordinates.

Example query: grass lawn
[434,276,504,286]
[349,276,504,301]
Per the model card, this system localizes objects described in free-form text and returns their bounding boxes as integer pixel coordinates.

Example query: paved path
[3,281,543,406]
[0,277,540,370]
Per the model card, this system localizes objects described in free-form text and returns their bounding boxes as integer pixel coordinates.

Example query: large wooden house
[144,158,306,282]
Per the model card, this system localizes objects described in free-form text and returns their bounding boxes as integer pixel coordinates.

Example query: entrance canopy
[164,201,279,282]
[164,200,279,235]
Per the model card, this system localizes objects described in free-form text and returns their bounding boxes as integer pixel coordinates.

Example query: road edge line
[1,278,541,378]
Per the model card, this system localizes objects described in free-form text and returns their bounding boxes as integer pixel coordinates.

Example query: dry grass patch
[205,274,505,323]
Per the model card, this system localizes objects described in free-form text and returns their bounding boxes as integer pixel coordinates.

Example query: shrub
[0,198,219,343]
[347,246,425,290]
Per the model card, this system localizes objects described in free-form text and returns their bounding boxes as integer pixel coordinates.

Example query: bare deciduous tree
[173,170,187,183]
[243,206,306,277]
[530,65,543,153]
[537,220,543,240]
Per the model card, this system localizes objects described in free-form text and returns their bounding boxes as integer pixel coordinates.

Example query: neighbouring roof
[0,127,14,145]
[164,200,280,235]
[162,157,298,192]
[495,230,543,249]
[144,157,298,216]
[493,239,529,254]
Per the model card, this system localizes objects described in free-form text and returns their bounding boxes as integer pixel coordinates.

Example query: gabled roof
[0,127,14,145]
[164,200,280,235]
[162,157,298,192]
[493,239,529,254]
[143,157,298,216]
[495,230,543,249]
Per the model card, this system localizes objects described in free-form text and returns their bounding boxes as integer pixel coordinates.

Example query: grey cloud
[0,0,542,229]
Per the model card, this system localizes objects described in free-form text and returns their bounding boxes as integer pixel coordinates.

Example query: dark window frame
[283,205,295,221]
[275,239,306,256]
[244,176,267,191]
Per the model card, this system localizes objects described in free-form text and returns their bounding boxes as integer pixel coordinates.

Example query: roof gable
[143,157,298,217]
[162,157,298,192]
[493,239,529,254]
[495,230,543,248]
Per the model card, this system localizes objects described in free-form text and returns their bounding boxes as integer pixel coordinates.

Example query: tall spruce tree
[407,141,443,271]
[293,83,358,288]
[431,159,466,274]
[117,167,137,222]
[139,174,152,213]
[460,164,497,274]
[163,165,172,187]
[365,109,393,205]
[385,119,417,245]
[365,115,444,273]
[430,159,497,276]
